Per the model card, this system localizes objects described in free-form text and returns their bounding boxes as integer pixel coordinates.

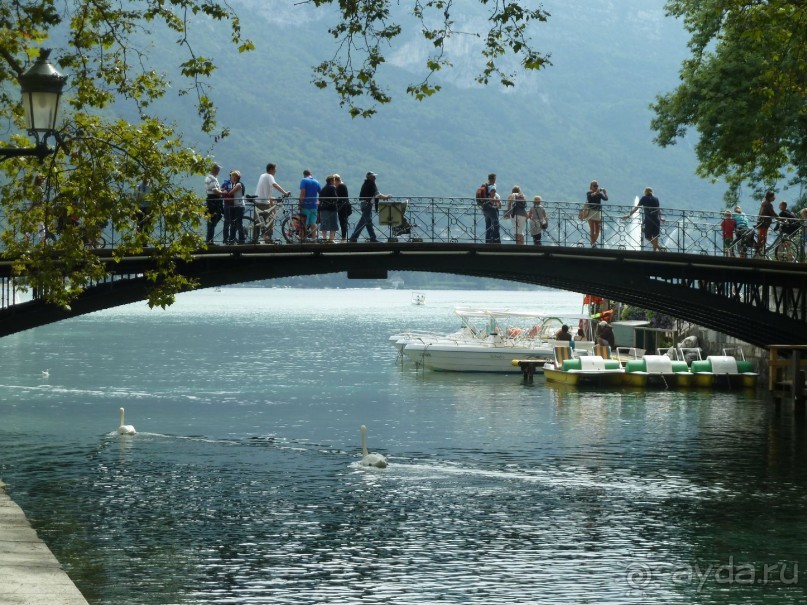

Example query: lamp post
[0,49,67,161]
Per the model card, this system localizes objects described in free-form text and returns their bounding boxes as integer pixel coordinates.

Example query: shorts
[723,237,733,249]
[319,209,338,231]
[301,208,318,226]
[587,208,602,222]
[757,226,769,245]
[511,214,527,235]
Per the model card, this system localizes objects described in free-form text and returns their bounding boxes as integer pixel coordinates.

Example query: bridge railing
[0,197,804,261]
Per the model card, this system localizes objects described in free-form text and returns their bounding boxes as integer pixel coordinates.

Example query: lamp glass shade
[18,49,66,133]
[22,90,62,133]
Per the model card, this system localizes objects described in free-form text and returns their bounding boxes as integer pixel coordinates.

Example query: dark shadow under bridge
[1,242,806,347]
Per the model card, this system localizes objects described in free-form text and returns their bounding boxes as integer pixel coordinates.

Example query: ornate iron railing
[0,197,805,261]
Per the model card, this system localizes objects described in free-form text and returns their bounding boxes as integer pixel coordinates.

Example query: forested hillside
[145,0,726,209]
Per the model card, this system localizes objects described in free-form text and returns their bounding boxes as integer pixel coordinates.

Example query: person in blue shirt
[298,169,321,241]
[733,206,749,230]
[732,206,753,257]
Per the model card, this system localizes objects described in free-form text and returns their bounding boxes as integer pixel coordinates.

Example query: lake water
[1,288,806,604]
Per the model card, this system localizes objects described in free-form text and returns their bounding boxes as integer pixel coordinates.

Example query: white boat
[411,292,426,305]
[399,308,596,373]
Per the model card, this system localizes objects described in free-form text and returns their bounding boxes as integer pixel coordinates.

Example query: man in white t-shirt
[204,163,223,245]
[254,163,290,243]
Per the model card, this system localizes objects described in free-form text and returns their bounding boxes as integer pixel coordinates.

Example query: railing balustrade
[0,197,804,262]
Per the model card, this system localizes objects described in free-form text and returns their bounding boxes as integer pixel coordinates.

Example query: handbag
[578,204,590,221]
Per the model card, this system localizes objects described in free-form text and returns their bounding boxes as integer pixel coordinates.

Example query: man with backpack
[477,173,501,243]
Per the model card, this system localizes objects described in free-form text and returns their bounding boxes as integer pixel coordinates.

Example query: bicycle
[728,222,799,261]
[279,203,307,243]
[760,226,800,261]
[242,193,290,244]
[726,227,756,258]
[39,220,108,249]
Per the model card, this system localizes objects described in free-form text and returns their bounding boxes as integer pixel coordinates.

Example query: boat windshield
[453,308,590,341]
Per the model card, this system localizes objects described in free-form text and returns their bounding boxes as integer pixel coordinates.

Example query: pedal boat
[543,346,624,386]
[623,355,692,388]
[689,355,758,388]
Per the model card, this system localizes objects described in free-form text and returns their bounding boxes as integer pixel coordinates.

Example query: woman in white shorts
[505,185,528,245]
[586,180,607,246]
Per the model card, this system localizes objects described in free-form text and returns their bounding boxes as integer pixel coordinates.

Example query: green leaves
[310,0,550,117]
[0,0,246,307]
[652,0,807,198]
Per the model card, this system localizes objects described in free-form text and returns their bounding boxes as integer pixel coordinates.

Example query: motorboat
[399,308,596,373]
[543,346,624,386]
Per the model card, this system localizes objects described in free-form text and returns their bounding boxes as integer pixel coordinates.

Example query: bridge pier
[768,345,807,409]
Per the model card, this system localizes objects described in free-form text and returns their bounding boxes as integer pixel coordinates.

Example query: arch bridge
[0,198,805,346]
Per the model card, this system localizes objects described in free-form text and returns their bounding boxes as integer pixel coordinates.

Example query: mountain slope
[148,0,720,209]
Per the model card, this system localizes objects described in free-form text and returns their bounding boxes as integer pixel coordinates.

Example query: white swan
[360,424,387,468]
[118,407,136,435]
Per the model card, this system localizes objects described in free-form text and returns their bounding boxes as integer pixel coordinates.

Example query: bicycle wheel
[775,238,797,262]
[281,216,301,243]
[84,237,106,249]
[241,216,257,244]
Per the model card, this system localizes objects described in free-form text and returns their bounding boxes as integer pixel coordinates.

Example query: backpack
[475,183,489,206]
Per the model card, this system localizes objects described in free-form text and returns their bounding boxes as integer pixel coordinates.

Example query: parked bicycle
[279,203,307,243]
[39,220,108,249]
[727,221,799,261]
[759,226,800,261]
[242,193,291,244]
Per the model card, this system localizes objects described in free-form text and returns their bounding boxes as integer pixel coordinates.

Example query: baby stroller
[390,217,423,242]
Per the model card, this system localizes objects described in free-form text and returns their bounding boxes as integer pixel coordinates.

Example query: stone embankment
[0,479,89,605]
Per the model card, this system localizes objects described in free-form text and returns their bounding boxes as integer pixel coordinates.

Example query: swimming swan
[118,407,136,435]
[360,424,387,468]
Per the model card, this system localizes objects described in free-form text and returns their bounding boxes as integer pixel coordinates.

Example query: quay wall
[0,479,90,605]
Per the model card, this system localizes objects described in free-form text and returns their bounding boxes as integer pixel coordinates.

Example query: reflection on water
[1,289,806,604]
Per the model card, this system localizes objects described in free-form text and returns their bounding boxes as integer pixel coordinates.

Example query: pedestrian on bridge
[299,169,321,242]
[528,196,548,245]
[775,200,799,238]
[204,163,224,246]
[755,191,777,254]
[505,185,528,245]
[586,180,607,247]
[254,163,291,243]
[334,174,351,242]
[479,173,501,244]
[732,206,753,258]
[319,175,339,243]
[622,186,663,252]
[349,172,390,243]
[720,210,735,257]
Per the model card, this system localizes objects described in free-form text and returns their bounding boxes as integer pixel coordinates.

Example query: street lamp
[0,49,67,161]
